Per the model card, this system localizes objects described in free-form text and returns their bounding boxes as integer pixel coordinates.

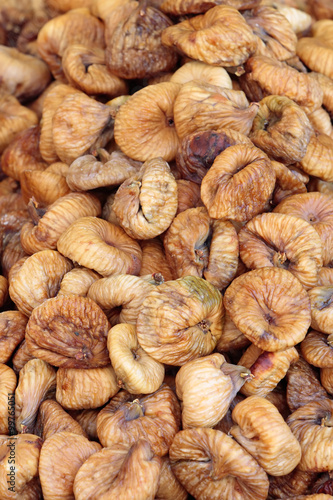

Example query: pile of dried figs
[1,0,333,498]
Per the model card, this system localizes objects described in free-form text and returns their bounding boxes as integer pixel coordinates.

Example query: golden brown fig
[238,212,323,290]
[240,55,323,113]
[300,133,333,183]
[20,192,101,255]
[297,37,333,80]
[62,44,128,97]
[164,207,239,290]
[215,312,250,352]
[35,399,87,441]
[105,1,177,79]
[58,267,100,297]
[238,344,299,397]
[230,396,301,475]
[69,408,100,441]
[21,163,71,207]
[224,267,311,351]
[156,456,188,500]
[201,144,275,222]
[301,330,333,368]
[161,6,257,68]
[0,434,42,500]
[74,440,162,500]
[308,107,333,136]
[0,364,16,435]
[270,160,307,206]
[169,428,269,500]
[66,150,142,192]
[57,217,142,277]
[114,82,180,162]
[112,157,178,240]
[287,399,333,472]
[107,323,165,394]
[39,431,101,500]
[160,0,260,16]
[176,128,252,185]
[176,353,251,428]
[136,276,224,365]
[139,238,173,281]
[15,359,56,435]
[0,311,27,364]
[250,95,313,164]
[9,249,73,316]
[311,72,333,117]
[176,179,202,214]
[173,81,259,141]
[12,340,35,373]
[286,356,330,412]
[170,61,232,88]
[97,384,181,456]
[308,286,333,334]
[37,8,105,81]
[268,469,319,499]
[25,295,110,369]
[0,275,8,308]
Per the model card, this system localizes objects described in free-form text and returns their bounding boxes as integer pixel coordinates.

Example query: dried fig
[58,267,100,297]
[35,399,87,440]
[0,311,27,363]
[139,238,173,281]
[0,364,16,435]
[301,330,333,368]
[299,132,333,183]
[170,61,232,88]
[308,286,333,334]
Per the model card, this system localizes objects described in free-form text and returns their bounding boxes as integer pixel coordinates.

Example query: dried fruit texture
[9,249,73,316]
[15,359,56,434]
[275,4,312,34]
[20,164,71,207]
[301,330,333,368]
[156,459,189,500]
[176,128,252,185]
[56,365,119,409]
[114,82,180,162]
[0,276,8,308]
[282,496,333,500]
[244,5,297,61]
[62,43,128,97]
[201,144,275,222]
[105,1,177,79]
[231,396,301,475]
[240,56,323,113]
[311,72,333,117]
[274,192,333,266]
[170,61,232,88]
[224,267,311,351]
[0,92,38,154]
[1,125,47,182]
[37,8,105,81]
[0,178,18,196]
[107,323,165,394]
[136,276,224,365]
[216,312,250,352]
[309,286,333,334]
[58,267,100,297]
[0,195,26,223]
[321,367,333,394]
[0,46,51,101]
[74,440,162,500]
[1,233,28,279]
[239,212,323,289]
[308,107,333,136]
[176,353,251,428]
[286,356,329,412]
[0,434,42,500]
[20,192,101,255]
[238,344,299,397]
[173,81,259,141]
[112,158,178,240]
[70,408,100,441]
[57,217,142,277]
[268,470,319,499]
[319,267,333,286]
[170,428,269,500]
[250,95,313,164]
[25,295,110,369]
[139,239,173,281]
[297,38,333,80]
[12,340,35,373]
[271,160,307,206]
[308,178,333,198]
[97,385,181,456]
[161,5,257,68]
[0,364,16,434]
[164,207,239,290]
[39,83,81,164]
[160,0,260,15]
[52,93,114,165]
[66,150,142,191]
[299,133,333,183]
[312,473,333,496]
[39,431,101,500]
[287,399,333,472]
[35,399,87,441]
[176,180,202,214]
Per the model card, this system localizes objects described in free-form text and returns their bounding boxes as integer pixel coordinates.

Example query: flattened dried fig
[169,428,269,500]
[25,295,110,369]
[35,399,87,440]
[224,267,311,351]
[136,276,224,365]
[21,163,71,206]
